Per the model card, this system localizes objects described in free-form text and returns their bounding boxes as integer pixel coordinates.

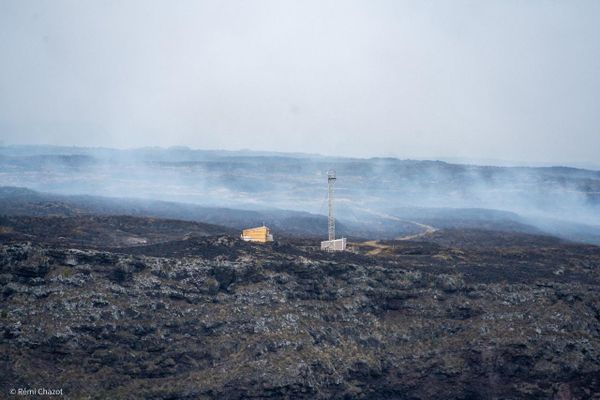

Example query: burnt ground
[353,229,600,286]
[0,215,236,248]
[1,216,600,399]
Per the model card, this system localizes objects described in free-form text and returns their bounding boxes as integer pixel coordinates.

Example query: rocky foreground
[1,234,600,399]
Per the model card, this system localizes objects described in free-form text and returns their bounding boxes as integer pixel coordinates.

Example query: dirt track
[354,208,438,253]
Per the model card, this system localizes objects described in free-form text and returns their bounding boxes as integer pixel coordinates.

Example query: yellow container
[241,226,273,243]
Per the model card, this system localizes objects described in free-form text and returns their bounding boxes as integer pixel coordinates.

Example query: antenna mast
[327,170,336,241]
[321,169,346,252]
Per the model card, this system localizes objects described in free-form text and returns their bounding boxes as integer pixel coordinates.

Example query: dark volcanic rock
[1,237,600,399]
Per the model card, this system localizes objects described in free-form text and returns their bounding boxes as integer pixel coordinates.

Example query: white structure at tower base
[320,238,347,251]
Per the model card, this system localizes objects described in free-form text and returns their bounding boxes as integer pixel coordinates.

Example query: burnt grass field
[1,216,600,399]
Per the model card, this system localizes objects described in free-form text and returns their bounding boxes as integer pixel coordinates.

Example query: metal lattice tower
[327,170,336,241]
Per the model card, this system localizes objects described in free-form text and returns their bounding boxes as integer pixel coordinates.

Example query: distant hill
[1,144,600,244]
[2,186,600,244]
[0,187,420,240]
[1,146,599,219]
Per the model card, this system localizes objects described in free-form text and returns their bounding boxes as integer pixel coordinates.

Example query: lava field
[1,216,600,399]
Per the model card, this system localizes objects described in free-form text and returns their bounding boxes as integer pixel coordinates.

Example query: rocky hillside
[1,231,600,399]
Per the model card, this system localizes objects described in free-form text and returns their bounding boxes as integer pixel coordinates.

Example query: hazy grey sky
[1,1,599,163]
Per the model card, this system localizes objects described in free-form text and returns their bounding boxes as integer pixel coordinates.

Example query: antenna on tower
[327,169,336,242]
[321,169,346,251]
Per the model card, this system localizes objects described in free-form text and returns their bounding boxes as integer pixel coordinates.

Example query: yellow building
[240,225,274,243]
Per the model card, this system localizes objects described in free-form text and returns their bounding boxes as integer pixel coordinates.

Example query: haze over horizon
[1,1,600,165]
[3,143,600,171]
